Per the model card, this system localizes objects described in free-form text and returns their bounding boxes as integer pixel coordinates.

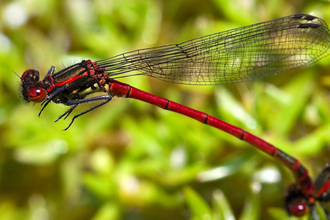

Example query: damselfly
[20,14,330,219]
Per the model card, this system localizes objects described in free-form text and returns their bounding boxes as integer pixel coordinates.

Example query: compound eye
[28,88,47,102]
[288,203,308,217]
[21,69,40,81]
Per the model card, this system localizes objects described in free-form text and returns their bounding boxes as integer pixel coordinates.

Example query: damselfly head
[21,69,47,103]
[285,184,309,217]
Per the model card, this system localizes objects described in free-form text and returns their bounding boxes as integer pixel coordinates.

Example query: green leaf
[184,186,213,219]
[213,189,235,220]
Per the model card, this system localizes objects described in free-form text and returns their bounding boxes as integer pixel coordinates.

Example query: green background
[1,0,330,219]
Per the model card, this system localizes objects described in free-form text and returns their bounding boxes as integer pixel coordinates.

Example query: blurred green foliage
[1,0,330,219]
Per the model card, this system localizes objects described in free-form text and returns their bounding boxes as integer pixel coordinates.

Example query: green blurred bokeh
[1,0,330,219]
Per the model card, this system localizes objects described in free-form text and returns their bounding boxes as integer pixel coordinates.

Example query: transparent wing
[97,14,330,85]
[314,167,330,219]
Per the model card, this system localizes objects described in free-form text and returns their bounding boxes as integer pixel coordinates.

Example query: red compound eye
[21,69,40,81]
[28,88,47,102]
[22,69,33,79]
[289,202,308,217]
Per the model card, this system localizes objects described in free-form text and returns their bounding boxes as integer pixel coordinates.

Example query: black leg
[54,95,113,130]
[38,85,68,117]
[54,104,78,122]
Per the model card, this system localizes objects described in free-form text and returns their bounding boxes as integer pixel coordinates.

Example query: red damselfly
[20,14,330,219]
